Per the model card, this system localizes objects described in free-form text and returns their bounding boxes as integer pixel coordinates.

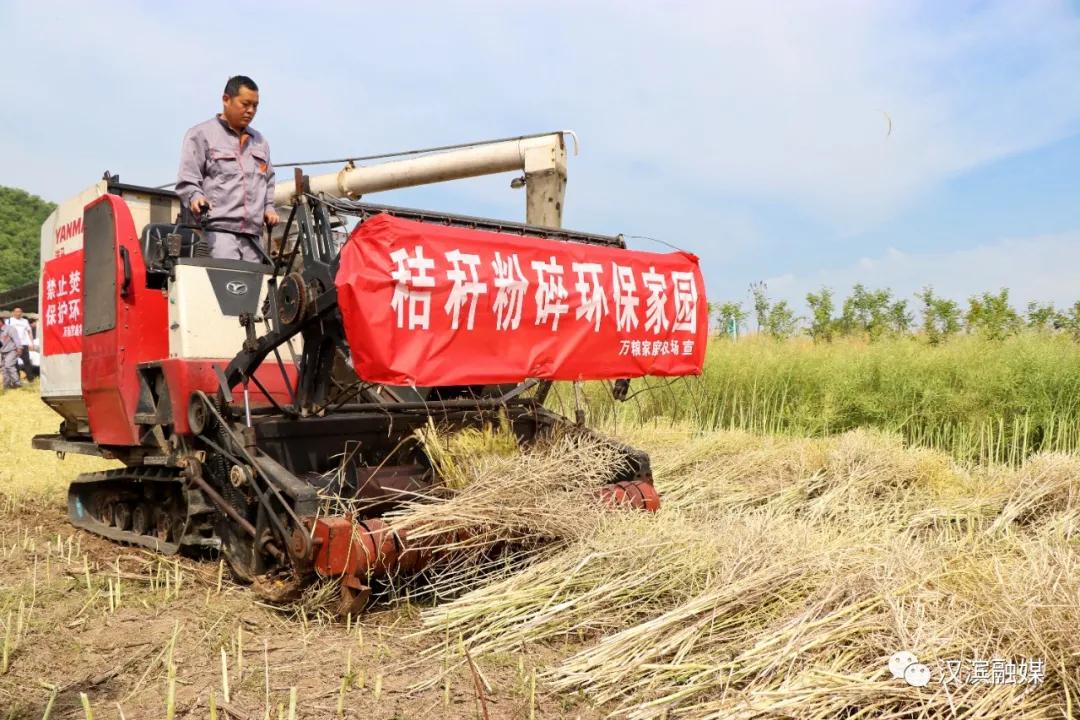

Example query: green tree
[714,301,749,337]
[805,287,836,342]
[0,186,55,291]
[750,281,770,332]
[765,300,798,339]
[1026,301,1059,332]
[887,299,913,334]
[965,289,1022,340]
[1057,301,1080,342]
[839,284,894,340]
[916,287,962,344]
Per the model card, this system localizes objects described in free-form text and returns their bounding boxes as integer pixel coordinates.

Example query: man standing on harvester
[176,75,279,261]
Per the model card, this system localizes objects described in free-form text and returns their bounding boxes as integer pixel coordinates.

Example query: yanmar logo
[55,217,83,245]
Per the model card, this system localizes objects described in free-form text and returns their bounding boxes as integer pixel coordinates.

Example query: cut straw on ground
[404,423,1080,718]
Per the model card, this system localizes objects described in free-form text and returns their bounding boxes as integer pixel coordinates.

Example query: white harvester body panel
[167,263,300,360]
[38,180,180,432]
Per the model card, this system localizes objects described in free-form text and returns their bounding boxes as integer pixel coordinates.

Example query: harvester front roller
[299,516,417,615]
[298,476,661,616]
[597,480,661,512]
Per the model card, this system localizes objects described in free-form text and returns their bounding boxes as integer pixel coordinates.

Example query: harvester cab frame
[32,132,664,614]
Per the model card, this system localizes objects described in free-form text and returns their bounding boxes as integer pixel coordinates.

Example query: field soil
[4,371,1080,719]
[0,387,602,720]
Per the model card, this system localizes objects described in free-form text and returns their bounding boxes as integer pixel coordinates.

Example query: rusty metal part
[99,501,115,527]
[252,572,305,603]
[305,515,429,590]
[358,517,399,576]
[302,513,437,617]
[229,464,253,488]
[394,527,422,575]
[290,527,311,561]
[278,272,308,326]
[186,471,257,538]
[308,515,374,578]
[132,505,149,536]
[299,479,661,617]
[597,480,661,513]
[338,576,372,617]
[113,503,132,531]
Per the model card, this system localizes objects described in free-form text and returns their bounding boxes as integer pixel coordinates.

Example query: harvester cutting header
[33,129,706,612]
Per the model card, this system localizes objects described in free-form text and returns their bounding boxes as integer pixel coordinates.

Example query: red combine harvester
[32,132,706,612]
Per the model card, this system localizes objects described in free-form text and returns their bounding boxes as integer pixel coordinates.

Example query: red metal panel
[310,516,372,577]
[82,195,168,446]
[597,480,661,512]
[308,516,412,582]
[157,359,298,435]
[79,194,297,444]
[335,214,708,386]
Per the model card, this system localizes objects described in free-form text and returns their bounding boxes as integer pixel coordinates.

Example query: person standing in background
[0,321,20,389]
[27,317,40,378]
[5,307,35,381]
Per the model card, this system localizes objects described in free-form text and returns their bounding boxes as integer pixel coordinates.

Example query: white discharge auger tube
[273,133,567,205]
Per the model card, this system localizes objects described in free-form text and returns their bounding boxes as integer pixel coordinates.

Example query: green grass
[559,332,1080,465]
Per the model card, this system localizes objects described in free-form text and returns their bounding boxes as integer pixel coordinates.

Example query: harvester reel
[278,272,308,326]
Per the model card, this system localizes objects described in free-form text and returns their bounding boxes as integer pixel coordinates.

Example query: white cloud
[764,230,1080,311]
[0,0,1078,305]
[2,2,1077,227]
[557,1,1080,231]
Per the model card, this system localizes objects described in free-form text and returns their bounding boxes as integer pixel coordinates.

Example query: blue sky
[1,0,1078,315]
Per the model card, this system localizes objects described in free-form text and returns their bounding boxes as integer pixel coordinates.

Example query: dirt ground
[0,387,605,720]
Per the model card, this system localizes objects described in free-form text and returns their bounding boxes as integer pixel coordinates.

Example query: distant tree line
[712,284,1080,343]
[0,186,55,291]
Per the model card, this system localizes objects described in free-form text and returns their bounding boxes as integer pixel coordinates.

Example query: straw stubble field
[0,389,596,720]
[1,381,1079,719]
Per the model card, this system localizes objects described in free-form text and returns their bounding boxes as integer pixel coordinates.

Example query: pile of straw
[410,423,1080,718]
[385,432,633,601]
[311,428,636,605]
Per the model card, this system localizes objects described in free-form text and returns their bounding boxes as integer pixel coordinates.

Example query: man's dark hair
[224,75,258,97]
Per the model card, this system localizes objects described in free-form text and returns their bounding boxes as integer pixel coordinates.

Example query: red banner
[335,214,707,386]
[41,249,84,356]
